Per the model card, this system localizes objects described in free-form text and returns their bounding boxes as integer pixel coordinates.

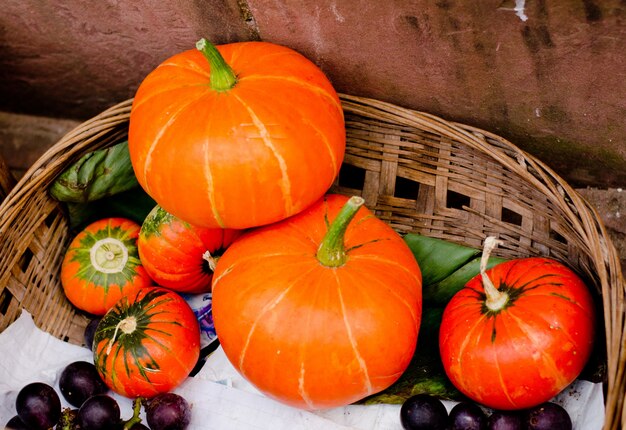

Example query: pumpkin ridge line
[298,115,339,180]
[342,256,421,324]
[349,253,422,287]
[201,97,224,227]
[490,317,520,407]
[238,75,342,114]
[156,61,211,79]
[505,311,572,390]
[455,312,489,390]
[139,89,211,196]
[335,270,373,395]
[233,93,293,215]
[131,81,213,109]
[237,264,319,372]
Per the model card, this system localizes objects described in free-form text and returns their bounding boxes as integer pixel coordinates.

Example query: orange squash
[212,194,422,409]
[439,237,596,410]
[137,205,241,294]
[61,217,153,315]
[128,39,345,229]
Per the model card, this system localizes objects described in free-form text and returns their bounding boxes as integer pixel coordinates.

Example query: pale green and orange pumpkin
[93,286,200,398]
[61,217,153,315]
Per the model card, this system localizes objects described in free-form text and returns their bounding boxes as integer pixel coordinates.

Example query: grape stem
[122,397,145,430]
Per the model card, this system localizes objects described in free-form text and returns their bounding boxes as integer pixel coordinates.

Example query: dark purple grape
[77,394,121,430]
[449,402,487,429]
[487,410,524,430]
[525,402,572,430]
[84,318,101,350]
[146,392,192,430]
[16,382,62,430]
[400,394,448,430]
[4,415,29,430]
[59,360,108,407]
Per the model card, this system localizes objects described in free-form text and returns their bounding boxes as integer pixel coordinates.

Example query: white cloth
[0,311,605,429]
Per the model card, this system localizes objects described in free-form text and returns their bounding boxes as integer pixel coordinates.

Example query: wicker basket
[0,94,623,428]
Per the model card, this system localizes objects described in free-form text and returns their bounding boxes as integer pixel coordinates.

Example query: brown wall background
[1,0,625,188]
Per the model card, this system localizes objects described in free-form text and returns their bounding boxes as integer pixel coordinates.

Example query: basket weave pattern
[0,95,624,428]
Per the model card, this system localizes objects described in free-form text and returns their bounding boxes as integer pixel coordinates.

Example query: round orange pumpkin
[93,286,200,398]
[61,217,153,315]
[439,237,596,410]
[137,205,241,294]
[128,39,345,229]
[212,194,422,410]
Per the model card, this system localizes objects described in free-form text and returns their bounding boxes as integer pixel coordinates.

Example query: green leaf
[50,140,139,203]
[424,255,508,305]
[66,187,157,231]
[404,234,480,286]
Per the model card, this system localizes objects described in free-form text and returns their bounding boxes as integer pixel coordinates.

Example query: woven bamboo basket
[0,94,623,428]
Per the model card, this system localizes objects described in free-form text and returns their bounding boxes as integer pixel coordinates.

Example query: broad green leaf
[403,234,480,285]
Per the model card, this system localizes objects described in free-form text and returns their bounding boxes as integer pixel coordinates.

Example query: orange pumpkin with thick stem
[61,217,153,315]
[212,194,423,410]
[137,205,241,294]
[128,39,345,229]
[439,237,596,410]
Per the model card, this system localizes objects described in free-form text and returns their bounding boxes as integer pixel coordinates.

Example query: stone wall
[0,0,625,187]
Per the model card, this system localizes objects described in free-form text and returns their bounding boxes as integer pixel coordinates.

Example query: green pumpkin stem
[196,38,237,91]
[316,196,365,267]
[481,236,508,311]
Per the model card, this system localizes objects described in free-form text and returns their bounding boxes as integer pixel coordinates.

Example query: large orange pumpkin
[128,39,345,229]
[212,194,422,410]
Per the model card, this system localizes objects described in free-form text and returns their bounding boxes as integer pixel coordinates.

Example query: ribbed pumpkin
[61,217,153,315]
[137,205,241,294]
[439,237,596,410]
[93,287,200,398]
[128,39,345,229]
[212,194,422,410]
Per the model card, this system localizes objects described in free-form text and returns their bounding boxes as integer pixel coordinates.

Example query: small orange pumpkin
[439,237,596,410]
[93,286,200,398]
[61,217,153,315]
[137,205,241,294]
[212,194,422,410]
[128,39,345,229]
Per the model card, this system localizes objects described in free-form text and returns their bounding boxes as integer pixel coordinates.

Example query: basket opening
[337,163,366,190]
[0,289,12,316]
[19,248,34,273]
[394,176,420,200]
[44,211,58,228]
[501,207,523,226]
[446,190,471,210]
[549,229,568,245]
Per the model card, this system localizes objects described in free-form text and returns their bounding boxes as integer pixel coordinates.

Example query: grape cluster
[4,360,191,430]
[400,394,573,430]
